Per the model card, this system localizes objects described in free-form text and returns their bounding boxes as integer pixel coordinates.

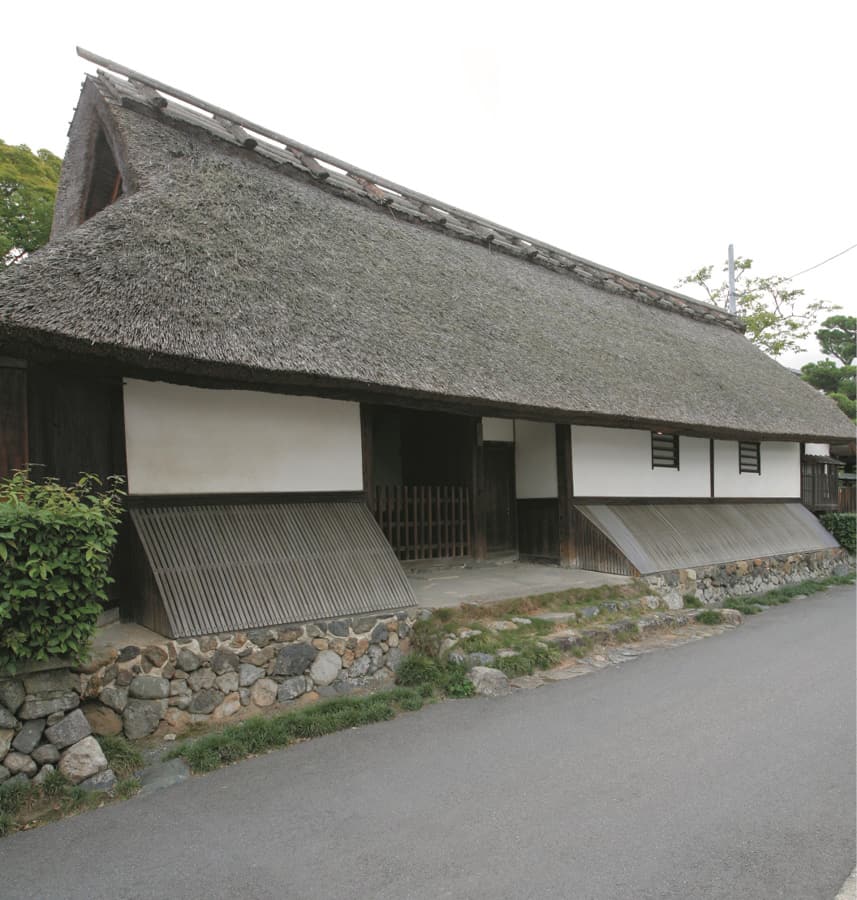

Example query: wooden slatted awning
[130,497,415,637]
[574,501,839,575]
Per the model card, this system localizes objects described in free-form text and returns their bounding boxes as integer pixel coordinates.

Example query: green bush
[0,470,124,674]
[820,512,856,554]
[440,661,474,698]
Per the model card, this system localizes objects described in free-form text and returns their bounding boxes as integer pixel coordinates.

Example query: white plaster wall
[804,442,830,456]
[571,426,710,498]
[514,420,557,498]
[482,417,514,442]
[124,380,363,495]
[713,441,800,498]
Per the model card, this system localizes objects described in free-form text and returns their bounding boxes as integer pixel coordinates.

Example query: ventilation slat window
[739,441,761,474]
[651,432,679,469]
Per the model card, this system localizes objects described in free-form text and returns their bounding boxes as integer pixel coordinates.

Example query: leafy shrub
[441,662,474,698]
[0,471,124,673]
[820,512,856,554]
[682,594,702,608]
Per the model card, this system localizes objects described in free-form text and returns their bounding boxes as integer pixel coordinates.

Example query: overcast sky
[4,0,854,368]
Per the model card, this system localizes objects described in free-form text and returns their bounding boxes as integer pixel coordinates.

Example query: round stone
[309,650,342,686]
[250,678,278,708]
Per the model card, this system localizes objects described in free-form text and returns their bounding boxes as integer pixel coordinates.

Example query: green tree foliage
[802,316,857,421]
[0,140,62,265]
[0,471,124,674]
[678,256,837,358]
[815,314,856,365]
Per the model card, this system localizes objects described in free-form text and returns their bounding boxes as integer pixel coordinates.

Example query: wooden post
[471,418,488,561]
[360,404,374,511]
[556,423,576,568]
[709,438,715,500]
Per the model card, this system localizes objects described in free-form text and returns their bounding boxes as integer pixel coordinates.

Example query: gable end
[51,78,135,239]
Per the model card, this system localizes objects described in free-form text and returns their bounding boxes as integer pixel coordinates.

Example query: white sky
[4,0,855,368]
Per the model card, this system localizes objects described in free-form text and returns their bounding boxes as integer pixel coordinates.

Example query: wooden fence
[800,461,839,512]
[839,484,856,513]
[373,485,471,561]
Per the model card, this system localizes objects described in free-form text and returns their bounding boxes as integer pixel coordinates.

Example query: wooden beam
[471,418,487,561]
[128,78,167,109]
[360,404,374,510]
[556,424,575,567]
[214,116,258,149]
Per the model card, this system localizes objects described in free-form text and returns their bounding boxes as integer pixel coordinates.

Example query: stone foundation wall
[0,610,419,788]
[647,548,850,608]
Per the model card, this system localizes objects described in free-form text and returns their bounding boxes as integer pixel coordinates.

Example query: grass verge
[165,689,427,774]
[0,765,142,839]
[723,573,854,616]
[0,735,145,839]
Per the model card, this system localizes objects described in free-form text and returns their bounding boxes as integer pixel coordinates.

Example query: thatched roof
[0,59,852,442]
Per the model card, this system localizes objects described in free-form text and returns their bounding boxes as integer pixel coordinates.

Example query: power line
[786,242,857,280]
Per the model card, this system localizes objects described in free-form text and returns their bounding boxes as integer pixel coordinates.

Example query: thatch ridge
[0,67,852,442]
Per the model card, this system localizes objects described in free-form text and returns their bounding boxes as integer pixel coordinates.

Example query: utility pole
[727,244,737,314]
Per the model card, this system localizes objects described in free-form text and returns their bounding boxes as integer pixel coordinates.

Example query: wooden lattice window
[739,441,761,474]
[651,432,679,469]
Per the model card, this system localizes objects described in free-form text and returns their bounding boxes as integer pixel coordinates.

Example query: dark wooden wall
[570,507,639,576]
[28,365,126,484]
[517,498,559,562]
[0,361,28,478]
[27,364,129,605]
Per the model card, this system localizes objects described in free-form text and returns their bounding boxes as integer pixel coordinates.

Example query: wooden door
[484,442,516,552]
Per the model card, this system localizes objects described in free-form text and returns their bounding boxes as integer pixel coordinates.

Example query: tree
[0,140,62,266]
[677,256,837,358]
[815,314,856,365]
[802,315,857,422]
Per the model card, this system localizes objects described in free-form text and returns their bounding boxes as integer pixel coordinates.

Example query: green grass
[494,643,562,678]
[723,573,855,616]
[696,610,724,625]
[682,594,703,608]
[166,690,428,775]
[0,749,142,839]
[97,734,144,778]
[40,769,70,798]
[114,777,141,800]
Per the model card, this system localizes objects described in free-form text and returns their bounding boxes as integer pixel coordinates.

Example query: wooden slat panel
[570,507,638,576]
[575,501,839,575]
[131,498,414,637]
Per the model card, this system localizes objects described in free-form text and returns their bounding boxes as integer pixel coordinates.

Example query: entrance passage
[369,407,474,562]
[484,442,516,552]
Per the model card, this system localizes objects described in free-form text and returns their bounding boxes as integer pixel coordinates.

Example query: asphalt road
[2,585,854,900]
